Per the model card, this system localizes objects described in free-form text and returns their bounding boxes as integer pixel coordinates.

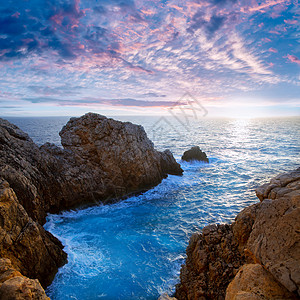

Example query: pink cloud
[140,9,155,16]
[269,30,280,34]
[287,55,300,65]
[284,19,297,24]
[12,11,20,18]
[262,37,271,42]
[244,0,286,13]
[168,4,184,12]
[268,47,278,53]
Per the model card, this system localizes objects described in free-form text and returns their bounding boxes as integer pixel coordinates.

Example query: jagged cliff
[0,113,183,298]
[175,167,300,300]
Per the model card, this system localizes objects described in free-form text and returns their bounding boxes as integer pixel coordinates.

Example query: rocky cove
[0,113,299,299]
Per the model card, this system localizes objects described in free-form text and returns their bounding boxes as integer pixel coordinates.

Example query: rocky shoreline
[0,113,182,298]
[174,167,300,300]
[0,114,299,299]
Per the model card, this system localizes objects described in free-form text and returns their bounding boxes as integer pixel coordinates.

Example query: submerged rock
[181,146,209,163]
[175,167,300,299]
[0,113,182,291]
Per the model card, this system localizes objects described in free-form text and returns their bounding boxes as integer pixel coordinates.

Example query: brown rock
[0,113,183,224]
[0,179,66,287]
[232,203,260,255]
[0,113,182,291]
[175,224,245,300]
[175,168,300,300]
[0,258,49,300]
[225,264,297,300]
[158,293,177,300]
[247,168,300,295]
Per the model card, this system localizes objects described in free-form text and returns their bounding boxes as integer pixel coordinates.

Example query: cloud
[0,0,298,116]
[268,47,278,53]
[0,0,144,62]
[287,54,300,65]
[21,96,178,107]
[140,93,166,98]
[210,0,237,6]
[284,19,297,24]
[187,10,227,37]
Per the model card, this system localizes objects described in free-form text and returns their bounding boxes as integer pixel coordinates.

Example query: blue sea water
[6,116,300,300]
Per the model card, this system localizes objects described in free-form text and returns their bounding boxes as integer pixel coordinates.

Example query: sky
[0,0,299,118]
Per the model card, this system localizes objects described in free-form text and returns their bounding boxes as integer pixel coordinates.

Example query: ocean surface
[5,115,300,300]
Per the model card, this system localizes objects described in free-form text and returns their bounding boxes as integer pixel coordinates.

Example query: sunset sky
[0,0,299,117]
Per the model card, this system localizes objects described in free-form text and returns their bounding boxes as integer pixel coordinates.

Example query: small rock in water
[181,146,209,163]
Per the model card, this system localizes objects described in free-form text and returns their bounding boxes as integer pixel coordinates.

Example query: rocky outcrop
[0,179,66,288]
[175,167,300,300]
[175,223,246,299]
[0,113,182,224]
[181,146,209,163]
[0,113,182,294]
[0,258,49,300]
[247,168,300,296]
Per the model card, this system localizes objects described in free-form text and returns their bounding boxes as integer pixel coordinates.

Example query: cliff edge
[175,167,300,300]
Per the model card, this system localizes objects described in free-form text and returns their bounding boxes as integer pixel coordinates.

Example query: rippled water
[6,116,300,299]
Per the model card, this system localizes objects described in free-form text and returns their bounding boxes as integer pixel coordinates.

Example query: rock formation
[175,167,300,300]
[181,146,209,163]
[0,113,182,224]
[0,113,182,297]
[0,258,49,300]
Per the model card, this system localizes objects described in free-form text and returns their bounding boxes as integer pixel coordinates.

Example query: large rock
[175,168,300,300]
[0,114,182,223]
[56,113,183,206]
[0,113,182,291]
[247,168,300,295]
[181,146,209,163]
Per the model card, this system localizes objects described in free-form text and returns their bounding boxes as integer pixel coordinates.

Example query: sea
[5,115,300,300]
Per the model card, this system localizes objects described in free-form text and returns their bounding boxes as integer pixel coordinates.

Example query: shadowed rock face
[175,168,300,300]
[0,113,183,224]
[56,113,183,207]
[0,179,66,288]
[0,113,182,292]
[181,146,209,163]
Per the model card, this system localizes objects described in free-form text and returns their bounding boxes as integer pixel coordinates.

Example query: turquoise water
[7,116,300,299]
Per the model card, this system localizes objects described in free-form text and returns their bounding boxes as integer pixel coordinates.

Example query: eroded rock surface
[0,258,49,300]
[247,169,300,295]
[175,224,245,300]
[0,179,66,288]
[175,168,300,300]
[226,264,297,300]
